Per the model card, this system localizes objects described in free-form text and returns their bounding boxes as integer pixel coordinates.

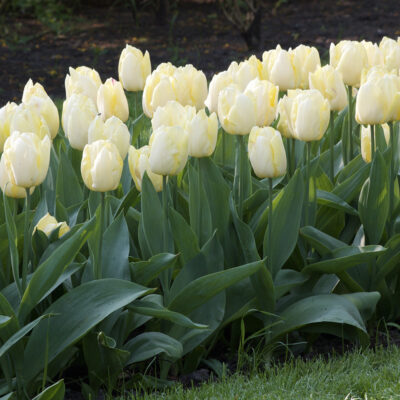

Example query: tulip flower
[244,78,279,127]
[34,213,70,238]
[361,41,384,68]
[0,156,34,198]
[65,66,102,104]
[151,100,195,132]
[22,79,59,138]
[292,44,321,89]
[118,45,151,92]
[248,126,287,179]
[97,78,129,122]
[88,115,130,159]
[205,70,233,114]
[187,109,218,158]
[149,126,188,176]
[380,36,400,71]
[10,103,51,140]
[361,124,390,163]
[0,102,17,152]
[227,56,262,91]
[62,93,98,151]
[128,145,163,192]
[218,84,257,135]
[262,45,301,91]
[329,40,368,87]
[81,139,123,192]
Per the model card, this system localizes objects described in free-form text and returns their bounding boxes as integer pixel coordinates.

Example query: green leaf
[24,279,153,382]
[300,226,348,256]
[275,269,308,299]
[376,234,400,283]
[317,190,358,216]
[18,218,96,322]
[124,332,183,364]
[358,150,389,244]
[263,169,304,277]
[32,380,65,400]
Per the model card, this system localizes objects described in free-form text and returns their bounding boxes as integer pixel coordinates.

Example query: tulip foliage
[1,37,400,398]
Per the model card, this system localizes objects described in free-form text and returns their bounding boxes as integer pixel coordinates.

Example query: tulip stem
[21,188,31,292]
[268,178,273,272]
[234,135,245,218]
[348,85,353,160]
[94,192,105,280]
[389,122,395,236]
[305,142,311,226]
[329,110,335,183]
[287,139,292,178]
[370,124,375,159]
[291,138,296,175]
[162,175,168,252]
[222,129,226,166]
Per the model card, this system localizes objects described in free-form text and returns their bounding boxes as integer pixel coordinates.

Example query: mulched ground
[1,0,400,104]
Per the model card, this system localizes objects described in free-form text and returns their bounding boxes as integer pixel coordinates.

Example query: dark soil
[1,0,400,104]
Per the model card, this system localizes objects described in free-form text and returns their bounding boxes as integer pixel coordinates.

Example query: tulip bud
[10,103,51,140]
[329,40,368,87]
[361,124,390,163]
[97,78,129,122]
[218,84,257,135]
[248,126,287,178]
[205,70,233,114]
[88,115,130,159]
[62,94,98,151]
[0,156,34,198]
[118,45,151,91]
[0,102,17,152]
[128,145,163,191]
[187,110,218,158]
[2,131,51,188]
[65,66,102,104]
[244,78,279,127]
[379,36,400,71]
[81,140,123,192]
[149,126,188,175]
[292,44,321,89]
[22,79,59,138]
[309,65,348,111]
[290,89,330,141]
[151,100,196,132]
[262,45,301,91]
[276,94,296,139]
[361,41,384,68]
[34,213,70,238]
[227,56,262,91]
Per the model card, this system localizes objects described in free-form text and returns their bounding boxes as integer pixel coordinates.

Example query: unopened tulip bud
[248,126,287,178]
[118,45,151,91]
[81,140,123,192]
[34,213,70,238]
[361,41,384,68]
[0,102,17,152]
[128,145,163,191]
[0,156,34,198]
[2,131,51,188]
[97,78,129,122]
[65,66,102,104]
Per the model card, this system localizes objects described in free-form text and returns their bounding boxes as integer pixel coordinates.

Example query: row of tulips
[0,35,400,398]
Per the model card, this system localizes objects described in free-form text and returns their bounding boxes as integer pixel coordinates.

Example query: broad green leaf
[124,332,183,364]
[18,218,96,322]
[24,279,153,382]
[300,226,347,256]
[375,234,400,283]
[32,379,65,400]
[358,150,389,244]
[274,269,308,299]
[342,292,380,322]
[317,190,358,216]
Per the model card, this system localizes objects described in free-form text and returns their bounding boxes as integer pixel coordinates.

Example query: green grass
[118,346,400,400]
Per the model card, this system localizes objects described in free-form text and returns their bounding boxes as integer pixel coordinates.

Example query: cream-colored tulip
[10,103,51,140]
[118,45,151,91]
[360,123,390,163]
[2,131,50,188]
[262,45,301,91]
[62,94,98,151]
[151,100,196,132]
[292,44,321,89]
[248,126,287,178]
[227,56,262,91]
[205,70,234,113]
[34,213,70,238]
[0,156,35,198]
[309,65,347,111]
[329,40,368,87]
[22,79,59,138]
[0,102,17,152]
[380,36,400,71]
[65,66,102,104]
[88,115,130,159]
[97,78,129,122]
[360,65,396,86]
[187,110,218,158]
[218,84,257,135]
[128,145,163,191]
[276,94,295,139]
[244,78,279,127]
[356,74,400,125]
[149,126,188,176]
[290,89,330,141]
[361,41,384,68]
[81,140,123,192]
